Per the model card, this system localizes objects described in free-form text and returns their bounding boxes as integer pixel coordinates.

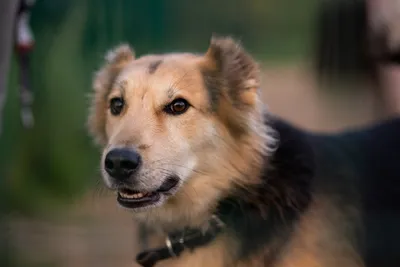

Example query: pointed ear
[105,44,135,68]
[88,44,135,145]
[205,36,260,106]
[202,36,262,137]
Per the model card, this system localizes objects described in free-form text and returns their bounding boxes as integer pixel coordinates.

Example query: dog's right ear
[88,44,135,145]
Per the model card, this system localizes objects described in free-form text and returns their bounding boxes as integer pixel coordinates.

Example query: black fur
[217,116,400,266]
[217,116,314,264]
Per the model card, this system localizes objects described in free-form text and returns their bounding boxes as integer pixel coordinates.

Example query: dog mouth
[117,189,161,208]
[116,176,179,209]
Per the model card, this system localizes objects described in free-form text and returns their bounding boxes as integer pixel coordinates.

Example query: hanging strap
[15,0,35,129]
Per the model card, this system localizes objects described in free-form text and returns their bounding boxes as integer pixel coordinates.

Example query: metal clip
[165,236,177,257]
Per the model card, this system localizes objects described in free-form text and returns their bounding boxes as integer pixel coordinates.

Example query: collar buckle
[136,215,225,267]
[165,236,178,257]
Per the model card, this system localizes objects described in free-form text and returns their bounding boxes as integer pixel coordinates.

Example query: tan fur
[225,196,362,267]
[261,196,362,267]
[88,37,360,266]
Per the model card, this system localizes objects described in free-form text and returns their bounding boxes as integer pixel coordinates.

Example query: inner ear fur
[203,36,262,136]
[205,36,260,105]
[88,44,135,145]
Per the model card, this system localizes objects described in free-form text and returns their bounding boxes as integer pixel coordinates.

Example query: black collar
[136,215,225,267]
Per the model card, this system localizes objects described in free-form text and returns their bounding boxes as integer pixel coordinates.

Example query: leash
[136,215,225,267]
[15,0,35,129]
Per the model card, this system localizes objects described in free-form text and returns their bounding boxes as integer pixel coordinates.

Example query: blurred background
[1,0,400,266]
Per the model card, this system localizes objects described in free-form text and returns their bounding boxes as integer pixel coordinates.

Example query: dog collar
[136,215,225,267]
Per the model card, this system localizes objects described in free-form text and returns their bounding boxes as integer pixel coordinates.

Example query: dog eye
[164,98,190,115]
[109,97,124,116]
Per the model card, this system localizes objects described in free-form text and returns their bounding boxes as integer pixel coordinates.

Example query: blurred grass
[0,0,318,215]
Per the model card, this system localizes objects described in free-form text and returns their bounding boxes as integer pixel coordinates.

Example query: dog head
[88,36,275,228]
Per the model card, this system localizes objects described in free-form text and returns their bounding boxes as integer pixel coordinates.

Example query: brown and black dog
[88,36,400,267]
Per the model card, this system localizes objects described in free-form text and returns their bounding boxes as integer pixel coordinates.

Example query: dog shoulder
[215,116,316,265]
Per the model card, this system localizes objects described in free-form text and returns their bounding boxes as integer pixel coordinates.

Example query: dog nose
[104,148,141,180]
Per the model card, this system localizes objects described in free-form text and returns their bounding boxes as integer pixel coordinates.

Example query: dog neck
[216,116,315,263]
[136,116,315,266]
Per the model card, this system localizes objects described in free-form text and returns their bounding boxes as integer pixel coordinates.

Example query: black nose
[104,148,141,180]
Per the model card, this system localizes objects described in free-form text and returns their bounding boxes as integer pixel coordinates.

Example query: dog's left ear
[205,36,260,107]
[202,36,263,136]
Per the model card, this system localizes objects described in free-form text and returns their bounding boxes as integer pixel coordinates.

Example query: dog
[87,36,400,267]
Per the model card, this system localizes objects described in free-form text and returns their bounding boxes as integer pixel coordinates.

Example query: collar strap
[136,215,225,267]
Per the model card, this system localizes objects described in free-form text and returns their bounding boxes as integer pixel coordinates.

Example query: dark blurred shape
[313,0,400,119]
[313,0,375,85]
[313,0,400,83]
